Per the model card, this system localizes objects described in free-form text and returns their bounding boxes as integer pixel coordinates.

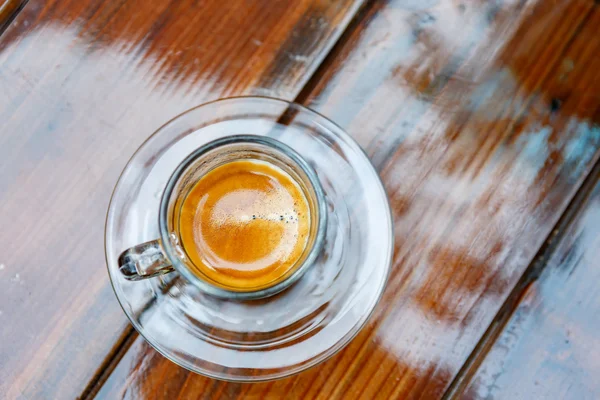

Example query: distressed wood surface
[96,0,600,399]
[0,0,365,398]
[459,165,600,400]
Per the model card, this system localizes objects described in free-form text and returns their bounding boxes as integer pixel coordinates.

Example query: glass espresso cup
[118,135,327,300]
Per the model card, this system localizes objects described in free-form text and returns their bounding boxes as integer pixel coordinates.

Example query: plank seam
[0,0,28,36]
[291,0,379,106]
[79,326,137,400]
[444,154,600,400]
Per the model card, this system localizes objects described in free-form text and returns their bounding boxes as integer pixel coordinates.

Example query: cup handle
[118,239,175,280]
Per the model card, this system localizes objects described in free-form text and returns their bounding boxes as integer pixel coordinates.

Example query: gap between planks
[0,0,28,34]
[78,327,138,400]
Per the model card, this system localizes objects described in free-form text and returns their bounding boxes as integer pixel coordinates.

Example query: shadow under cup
[119,135,327,300]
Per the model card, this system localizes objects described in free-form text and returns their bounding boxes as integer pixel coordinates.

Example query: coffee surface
[179,159,310,290]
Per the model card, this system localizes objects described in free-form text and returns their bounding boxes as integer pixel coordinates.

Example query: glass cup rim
[158,134,328,300]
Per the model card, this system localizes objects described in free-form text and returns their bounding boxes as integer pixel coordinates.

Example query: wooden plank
[0,0,26,32]
[0,0,366,398]
[458,165,600,400]
[95,0,600,399]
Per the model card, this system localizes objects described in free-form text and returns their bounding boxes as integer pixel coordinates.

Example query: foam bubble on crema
[210,187,301,226]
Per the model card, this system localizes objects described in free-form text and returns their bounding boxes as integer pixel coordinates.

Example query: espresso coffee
[179,159,310,291]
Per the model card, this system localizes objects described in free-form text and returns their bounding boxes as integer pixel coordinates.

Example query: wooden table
[1,0,599,398]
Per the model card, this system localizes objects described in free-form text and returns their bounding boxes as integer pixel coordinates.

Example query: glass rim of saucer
[105,95,394,381]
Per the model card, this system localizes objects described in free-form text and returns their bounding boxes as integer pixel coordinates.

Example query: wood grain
[459,164,600,400]
[0,0,26,32]
[0,0,365,398]
[96,0,600,399]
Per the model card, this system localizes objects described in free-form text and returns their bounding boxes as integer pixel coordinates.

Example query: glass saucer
[105,96,393,381]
